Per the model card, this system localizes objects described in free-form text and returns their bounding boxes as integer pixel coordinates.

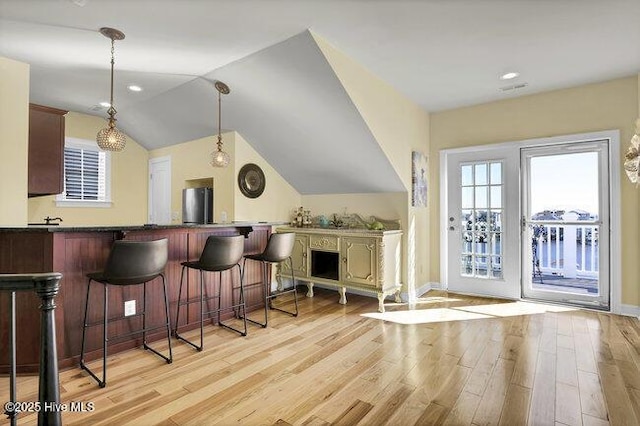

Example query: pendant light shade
[96,27,126,152]
[211,81,231,167]
[97,124,127,151]
[211,149,230,168]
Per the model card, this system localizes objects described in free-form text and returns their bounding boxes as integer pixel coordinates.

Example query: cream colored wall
[430,76,640,306]
[234,133,301,221]
[28,112,149,225]
[313,33,431,294]
[0,57,29,226]
[149,132,235,223]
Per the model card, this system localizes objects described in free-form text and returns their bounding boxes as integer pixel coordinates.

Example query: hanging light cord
[108,37,116,128]
[217,88,223,150]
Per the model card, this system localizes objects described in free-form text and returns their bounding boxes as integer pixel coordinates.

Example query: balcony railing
[533,223,598,279]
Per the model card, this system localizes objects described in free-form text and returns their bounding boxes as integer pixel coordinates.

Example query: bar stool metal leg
[80,281,108,387]
[241,258,268,328]
[162,275,173,363]
[141,276,172,363]
[200,270,205,350]
[142,281,147,345]
[6,292,17,426]
[175,265,204,351]
[269,257,299,317]
[217,265,247,336]
[174,265,187,337]
[102,284,108,387]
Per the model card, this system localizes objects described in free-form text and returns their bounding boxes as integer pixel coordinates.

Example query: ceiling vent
[500,82,528,92]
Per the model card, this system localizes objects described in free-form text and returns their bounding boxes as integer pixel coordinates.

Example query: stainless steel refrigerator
[182,187,213,224]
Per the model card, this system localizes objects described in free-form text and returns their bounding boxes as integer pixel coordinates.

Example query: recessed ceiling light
[99,101,111,108]
[128,85,143,92]
[500,72,520,80]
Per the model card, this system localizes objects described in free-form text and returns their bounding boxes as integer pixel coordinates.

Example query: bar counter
[0,223,281,373]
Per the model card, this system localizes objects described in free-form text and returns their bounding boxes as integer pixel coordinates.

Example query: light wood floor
[3,288,640,425]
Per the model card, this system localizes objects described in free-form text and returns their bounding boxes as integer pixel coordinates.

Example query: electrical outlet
[124,300,136,316]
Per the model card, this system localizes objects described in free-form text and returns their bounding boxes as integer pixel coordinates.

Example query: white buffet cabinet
[276,227,403,312]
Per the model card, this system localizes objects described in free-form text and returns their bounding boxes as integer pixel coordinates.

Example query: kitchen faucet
[44,216,63,225]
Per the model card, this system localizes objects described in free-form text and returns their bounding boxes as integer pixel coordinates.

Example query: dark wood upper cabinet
[28,104,67,197]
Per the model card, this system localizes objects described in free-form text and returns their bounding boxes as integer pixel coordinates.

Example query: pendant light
[210,81,231,167]
[96,27,126,152]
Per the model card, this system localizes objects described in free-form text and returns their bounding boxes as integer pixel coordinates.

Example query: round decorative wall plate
[238,163,266,198]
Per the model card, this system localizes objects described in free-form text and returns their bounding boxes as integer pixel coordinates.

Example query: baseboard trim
[399,282,442,302]
[620,304,640,317]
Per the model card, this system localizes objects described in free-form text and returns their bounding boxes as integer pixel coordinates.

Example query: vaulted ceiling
[1,0,639,193]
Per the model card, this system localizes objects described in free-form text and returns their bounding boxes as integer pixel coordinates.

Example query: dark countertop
[0,222,286,233]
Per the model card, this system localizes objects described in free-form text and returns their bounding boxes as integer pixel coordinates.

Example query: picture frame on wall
[412,151,428,207]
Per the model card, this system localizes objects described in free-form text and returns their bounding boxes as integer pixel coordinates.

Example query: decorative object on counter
[330,214,344,228]
[331,213,400,231]
[211,81,231,167]
[292,207,313,227]
[96,27,127,152]
[303,210,312,227]
[318,215,330,228]
[294,207,303,227]
[366,220,385,231]
[238,163,266,198]
[411,150,428,207]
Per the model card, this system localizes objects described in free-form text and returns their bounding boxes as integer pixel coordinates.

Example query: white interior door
[443,148,520,299]
[148,156,172,225]
[521,141,610,309]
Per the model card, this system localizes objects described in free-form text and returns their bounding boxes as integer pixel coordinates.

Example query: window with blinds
[56,138,111,206]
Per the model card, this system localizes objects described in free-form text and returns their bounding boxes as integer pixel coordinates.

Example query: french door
[521,141,610,309]
[443,136,613,310]
[444,148,520,299]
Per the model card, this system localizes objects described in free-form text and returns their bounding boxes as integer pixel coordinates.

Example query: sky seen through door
[530,152,598,216]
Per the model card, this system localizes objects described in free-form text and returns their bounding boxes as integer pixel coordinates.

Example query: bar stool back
[243,232,298,328]
[174,235,247,351]
[80,238,172,388]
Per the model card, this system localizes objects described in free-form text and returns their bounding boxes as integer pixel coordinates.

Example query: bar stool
[243,232,298,328]
[174,235,247,351]
[80,238,172,388]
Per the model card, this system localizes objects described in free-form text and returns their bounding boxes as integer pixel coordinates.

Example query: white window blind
[57,138,111,207]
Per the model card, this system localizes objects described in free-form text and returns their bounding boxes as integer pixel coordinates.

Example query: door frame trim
[440,129,621,313]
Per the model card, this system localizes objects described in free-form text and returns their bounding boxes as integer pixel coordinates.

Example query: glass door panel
[521,141,610,309]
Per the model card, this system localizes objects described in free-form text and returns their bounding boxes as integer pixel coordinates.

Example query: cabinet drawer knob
[342,257,347,263]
